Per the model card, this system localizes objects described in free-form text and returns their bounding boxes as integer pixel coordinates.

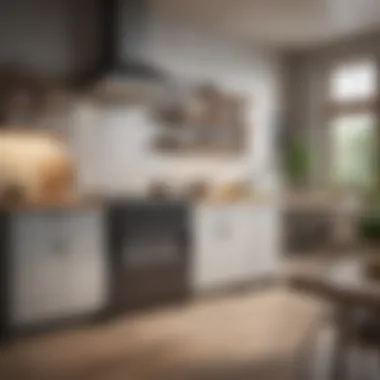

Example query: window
[330,114,376,188]
[329,60,377,103]
[328,59,378,189]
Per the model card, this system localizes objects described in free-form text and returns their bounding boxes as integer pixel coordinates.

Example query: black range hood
[87,0,169,102]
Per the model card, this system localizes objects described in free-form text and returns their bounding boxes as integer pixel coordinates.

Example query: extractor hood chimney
[87,0,169,102]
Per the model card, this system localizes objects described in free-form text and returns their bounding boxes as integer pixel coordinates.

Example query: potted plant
[283,136,310,189]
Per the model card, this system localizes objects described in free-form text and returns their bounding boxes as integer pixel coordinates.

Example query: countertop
[0,197,104,213]
[0,194,279,213]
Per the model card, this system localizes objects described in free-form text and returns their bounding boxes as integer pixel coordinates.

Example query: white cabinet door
[63,210,107,316]
[232,205,258,280]
[10,210,107,327]
[192,207,220,291]
[10,213,68,327]
[192,205,248,291]
[250,206,280,277]
[192,204,281,293]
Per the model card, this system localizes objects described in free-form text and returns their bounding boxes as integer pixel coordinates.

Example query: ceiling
[152,0,380,49]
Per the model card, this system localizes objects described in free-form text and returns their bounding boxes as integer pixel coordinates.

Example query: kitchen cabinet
[60,211,107,318]
[10,214,68,327]
[192,203,280,292]
[248,206,281,276]
[6,209,107,329]
[192,206,233,290]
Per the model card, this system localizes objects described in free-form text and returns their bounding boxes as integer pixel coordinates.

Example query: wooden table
[289,259,380,379]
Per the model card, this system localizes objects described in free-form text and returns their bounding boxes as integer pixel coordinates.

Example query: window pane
[330,114,376,188]
[330,60,377,102]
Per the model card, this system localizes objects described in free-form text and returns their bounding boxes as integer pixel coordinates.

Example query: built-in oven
[107,201,190,313]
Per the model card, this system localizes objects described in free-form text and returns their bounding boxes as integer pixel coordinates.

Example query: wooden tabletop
[288,258,380,310]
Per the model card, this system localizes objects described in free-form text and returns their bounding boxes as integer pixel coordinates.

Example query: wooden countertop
[0,195,278,212]
[195,198,276,206]
[0,197,104,212]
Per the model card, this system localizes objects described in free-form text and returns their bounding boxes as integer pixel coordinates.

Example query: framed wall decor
[153,83,249,155]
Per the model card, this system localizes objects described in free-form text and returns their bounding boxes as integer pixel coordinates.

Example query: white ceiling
[152,0,380,48]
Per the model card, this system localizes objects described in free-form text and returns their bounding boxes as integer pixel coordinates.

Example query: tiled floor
[0,284,327,380]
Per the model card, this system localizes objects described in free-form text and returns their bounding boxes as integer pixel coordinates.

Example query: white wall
[74,18,283,196]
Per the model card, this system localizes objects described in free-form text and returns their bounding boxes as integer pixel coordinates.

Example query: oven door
[108,202,189,313]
